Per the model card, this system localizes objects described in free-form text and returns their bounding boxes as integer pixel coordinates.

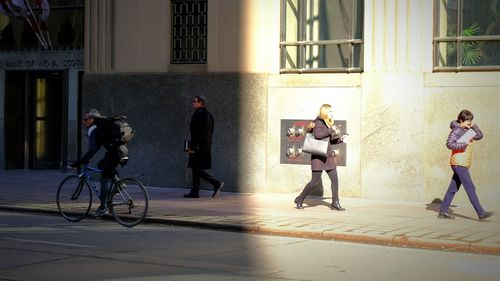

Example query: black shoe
[183,193,199,198]
[95,206,109,216]
[437,211,455,219]
[212,181,224,198]
[331,201,346,211]
[294,197,304,209]
[479,211,495,221]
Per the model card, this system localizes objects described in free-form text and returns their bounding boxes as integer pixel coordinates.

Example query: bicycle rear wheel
[56,175,92,222]
[110,178,149,227]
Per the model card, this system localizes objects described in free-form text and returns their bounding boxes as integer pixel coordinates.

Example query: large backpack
[96,116,135,145]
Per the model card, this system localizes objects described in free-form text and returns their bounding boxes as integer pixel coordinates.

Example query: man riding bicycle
[71,109,122,215]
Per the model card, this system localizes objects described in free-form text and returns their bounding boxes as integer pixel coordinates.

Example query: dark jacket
[74,124,120,169]
[188,107,214,169]
[75,124,102,165]
[311,117,342,171]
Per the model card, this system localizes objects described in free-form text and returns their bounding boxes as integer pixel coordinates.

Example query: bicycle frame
[58,161,149,227]
[74,164,134,206]
[111,179,133,209]
[77,165,103,200]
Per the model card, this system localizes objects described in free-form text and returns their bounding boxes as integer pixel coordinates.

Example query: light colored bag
[302,133,329,157]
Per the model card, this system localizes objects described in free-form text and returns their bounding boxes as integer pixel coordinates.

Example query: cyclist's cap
[83,109,103,120]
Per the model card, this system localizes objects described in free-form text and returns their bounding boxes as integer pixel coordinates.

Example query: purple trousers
[440,165,485,216]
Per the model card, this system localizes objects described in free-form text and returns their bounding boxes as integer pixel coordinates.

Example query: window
[171,0,207,64]
[434,0,500,71]
[0,0,84,50]
[280,0,364,73]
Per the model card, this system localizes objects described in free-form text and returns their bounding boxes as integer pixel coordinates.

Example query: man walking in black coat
[184,95,224,198]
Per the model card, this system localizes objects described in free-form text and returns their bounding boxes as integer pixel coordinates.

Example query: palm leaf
[461,23,482,65]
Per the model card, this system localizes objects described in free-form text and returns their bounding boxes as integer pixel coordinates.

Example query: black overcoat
[188,107,214,169]
[311,118,343,171]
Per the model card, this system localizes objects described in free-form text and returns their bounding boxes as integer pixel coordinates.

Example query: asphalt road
[1,211,499,281]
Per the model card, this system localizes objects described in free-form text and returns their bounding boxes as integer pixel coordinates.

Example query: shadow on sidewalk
[425,198,477,221]
[299,197,332,209]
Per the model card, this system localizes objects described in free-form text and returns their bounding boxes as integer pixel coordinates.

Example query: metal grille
[171,0,207,64]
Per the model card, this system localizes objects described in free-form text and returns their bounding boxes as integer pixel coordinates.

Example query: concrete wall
[112,0,169,72]
[265,72,500,207]
[81,0,500,208]
[422,73,500,207]
[86,0,280,74]
[81,71,500,208]
[267,74,362,198]
[355,71,499,207]
[82,73,268,193]
[360,72,426,201]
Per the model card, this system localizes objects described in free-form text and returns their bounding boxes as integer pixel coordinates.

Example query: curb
[1,205,499,256]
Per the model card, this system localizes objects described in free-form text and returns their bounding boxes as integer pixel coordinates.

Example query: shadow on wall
[81,73,268,194]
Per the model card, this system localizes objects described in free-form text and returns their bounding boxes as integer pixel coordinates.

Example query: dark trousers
[440,165,485,216]
[190,168,220,195]
[98,151,119,208]
[297,168,339,202]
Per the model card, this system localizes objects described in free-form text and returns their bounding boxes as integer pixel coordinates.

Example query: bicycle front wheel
[56,175,92,222]
[110,178,149,227]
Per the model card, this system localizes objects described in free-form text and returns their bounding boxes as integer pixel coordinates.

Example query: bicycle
[56,161,149,227]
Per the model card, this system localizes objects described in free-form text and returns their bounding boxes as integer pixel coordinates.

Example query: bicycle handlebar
[60,159,140,182]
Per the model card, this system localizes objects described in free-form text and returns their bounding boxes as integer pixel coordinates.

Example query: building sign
[280,119,347,166]
[0,50,84,70]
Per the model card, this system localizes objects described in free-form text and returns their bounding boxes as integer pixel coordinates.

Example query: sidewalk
[0,169,499,255]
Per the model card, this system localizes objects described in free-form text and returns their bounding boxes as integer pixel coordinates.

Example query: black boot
[331,201,345,211]
[294,196,305,209]
[184,185,200,198]
[183,192,199,198]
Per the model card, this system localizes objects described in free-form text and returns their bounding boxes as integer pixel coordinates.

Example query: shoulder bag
[302,133,329,157]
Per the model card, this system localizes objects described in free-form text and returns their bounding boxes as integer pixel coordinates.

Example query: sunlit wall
[84,0,500,207]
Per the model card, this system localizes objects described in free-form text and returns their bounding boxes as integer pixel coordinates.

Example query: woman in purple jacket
[438,109,494,221]
[294,104,346,210]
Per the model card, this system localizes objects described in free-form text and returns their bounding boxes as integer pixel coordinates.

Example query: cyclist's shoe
[95,206,109,216]
[183,193,199,198]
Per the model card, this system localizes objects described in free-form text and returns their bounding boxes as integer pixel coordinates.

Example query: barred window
[171,0,207,64]
[434,0,500,71]
[280,0,364,73]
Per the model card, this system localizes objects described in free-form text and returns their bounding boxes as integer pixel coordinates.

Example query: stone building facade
[3,0,499,207]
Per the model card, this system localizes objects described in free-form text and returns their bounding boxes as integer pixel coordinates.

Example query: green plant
[447,23,483,66]
[461,23,482,65]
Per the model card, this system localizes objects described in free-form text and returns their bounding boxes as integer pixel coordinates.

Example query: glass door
[29,72,63,169]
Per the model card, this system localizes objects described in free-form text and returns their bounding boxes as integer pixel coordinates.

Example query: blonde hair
[318,104,334,128]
